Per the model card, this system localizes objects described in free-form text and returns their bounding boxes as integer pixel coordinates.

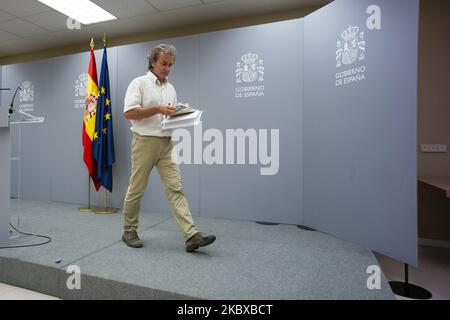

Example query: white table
[419,178,450,198]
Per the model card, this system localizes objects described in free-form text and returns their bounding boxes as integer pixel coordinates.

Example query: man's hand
[159,104,176,117]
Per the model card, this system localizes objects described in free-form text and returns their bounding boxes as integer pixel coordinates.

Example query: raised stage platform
[0,199,394,300]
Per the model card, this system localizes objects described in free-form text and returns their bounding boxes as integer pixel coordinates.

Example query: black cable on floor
[0,223,52,249]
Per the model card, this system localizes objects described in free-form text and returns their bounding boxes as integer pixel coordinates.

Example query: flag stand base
[93,207,118,214]
[92,189,118,214]
[79,206,113,214]
[389,264,432,299]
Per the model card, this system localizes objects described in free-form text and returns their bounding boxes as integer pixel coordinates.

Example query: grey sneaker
[122,230,143,248]
[185,232,216,252]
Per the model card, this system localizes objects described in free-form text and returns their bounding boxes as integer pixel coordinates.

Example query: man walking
[122,44,215,252]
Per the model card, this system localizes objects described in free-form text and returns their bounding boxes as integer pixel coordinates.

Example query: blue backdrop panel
[2,60,54,202]
[304,0,419,265]
[198,19,303,224]
[1,1,421,267]
[1,49,120,207]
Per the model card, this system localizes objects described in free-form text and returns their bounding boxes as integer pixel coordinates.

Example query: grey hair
[147,44,176,70]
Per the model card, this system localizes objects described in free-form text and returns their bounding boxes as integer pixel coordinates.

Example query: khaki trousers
[123,133,198,240]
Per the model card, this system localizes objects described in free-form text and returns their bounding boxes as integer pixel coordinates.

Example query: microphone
[9,86,22,114]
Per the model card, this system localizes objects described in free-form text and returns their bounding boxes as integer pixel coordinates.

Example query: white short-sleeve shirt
[124,71,177,137]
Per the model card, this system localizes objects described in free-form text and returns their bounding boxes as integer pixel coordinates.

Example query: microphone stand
[9,87,22,114]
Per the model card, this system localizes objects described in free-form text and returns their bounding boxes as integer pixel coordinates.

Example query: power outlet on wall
[420,144,447,153]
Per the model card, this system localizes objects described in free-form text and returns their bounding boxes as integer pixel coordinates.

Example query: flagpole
[78,175,94,212]
[79,37,97,214]
[92,33,117,215]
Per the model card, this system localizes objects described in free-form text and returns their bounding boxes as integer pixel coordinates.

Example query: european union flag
[92,44,115,192]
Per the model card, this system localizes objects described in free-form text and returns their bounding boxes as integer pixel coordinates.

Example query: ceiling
[0,0,330,63]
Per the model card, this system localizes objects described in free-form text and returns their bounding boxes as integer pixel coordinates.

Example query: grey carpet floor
[0,199,394,300]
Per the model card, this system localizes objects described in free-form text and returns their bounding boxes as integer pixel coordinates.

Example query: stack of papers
[170,103,197,117]
[162,103,203,129]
